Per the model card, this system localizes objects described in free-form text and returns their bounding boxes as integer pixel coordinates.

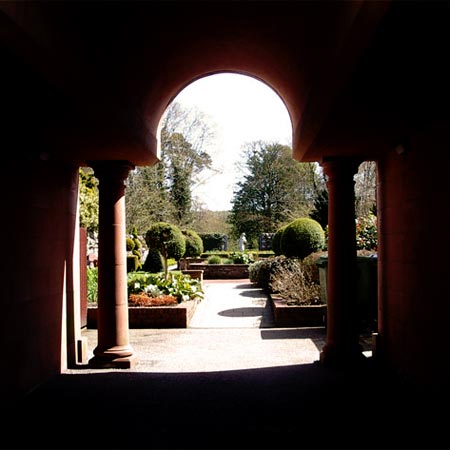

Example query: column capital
[320,157,362,180]
[90,160,135,180]
[90,160,135,196]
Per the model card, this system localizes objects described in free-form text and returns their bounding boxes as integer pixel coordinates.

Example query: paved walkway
[189,279,275,328]
[76,278,329,373]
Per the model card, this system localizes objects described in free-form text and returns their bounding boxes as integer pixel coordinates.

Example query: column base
[88,353,139,369]
[89,344,139,369]
[320,342,366,369]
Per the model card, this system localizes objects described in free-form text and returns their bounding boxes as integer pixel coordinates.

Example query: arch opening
[156,72,293,212]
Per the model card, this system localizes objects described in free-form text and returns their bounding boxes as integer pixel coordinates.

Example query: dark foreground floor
[4,358,450,450]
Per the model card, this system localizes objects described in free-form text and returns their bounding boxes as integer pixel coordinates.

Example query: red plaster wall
[377,121,450,388]
[1,161,79,400]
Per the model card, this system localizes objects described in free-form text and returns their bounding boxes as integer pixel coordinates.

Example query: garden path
[189,278,275,328]
[76,278,328,373]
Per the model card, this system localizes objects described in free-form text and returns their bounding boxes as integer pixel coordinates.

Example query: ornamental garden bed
[269,294,327,327]
[87,297,200,329]
[187,263,249,279]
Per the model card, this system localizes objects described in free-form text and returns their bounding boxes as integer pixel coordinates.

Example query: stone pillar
[89,161,138,369]
[320,158,364,368]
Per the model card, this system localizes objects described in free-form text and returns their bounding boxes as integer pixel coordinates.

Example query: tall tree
[79,167,99,234]
[310,189,329,229]
[161,131,207,225]
[354,161,377,218]
[125,165,175,233]
[161,102,216,199]
[228,141,321,245]
[125,102,215,232]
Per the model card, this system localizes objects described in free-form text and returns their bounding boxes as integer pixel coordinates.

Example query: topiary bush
[127,254,139,273]
[271,225,287,256]
[145,222,186,279]
[127,225,144,271]
[182,229,204,257]
[280,217,325,259]
[142,248,164,273]
[126,237,135,252]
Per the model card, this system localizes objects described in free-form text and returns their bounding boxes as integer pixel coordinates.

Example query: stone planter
[87,298,200,329]
[316,254,377,328]
[270,294,327,327]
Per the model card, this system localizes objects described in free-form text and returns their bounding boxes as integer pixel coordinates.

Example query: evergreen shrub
[145,222,186,264]
[143,248,164,273]
[127,254,139,273]
[126,237,135,252]
[207,255,222,264]
[198,233,227,251]
[280,218,325,259]
[271,225,287,256]
[182,229,204,257]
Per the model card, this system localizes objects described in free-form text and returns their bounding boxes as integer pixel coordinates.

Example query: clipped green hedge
[198,233,227,251]
[280,218,325,259]
[271,225,287,256]
[182,229,204,257]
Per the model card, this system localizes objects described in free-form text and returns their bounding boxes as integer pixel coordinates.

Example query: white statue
[238,233,247,251]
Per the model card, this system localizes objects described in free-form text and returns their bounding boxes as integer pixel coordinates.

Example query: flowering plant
[356,214,377,251]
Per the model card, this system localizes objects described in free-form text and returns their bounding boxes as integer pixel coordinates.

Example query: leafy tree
[354,161,377,219]
[125,165,175,232]
[125,102,215,231]
[145,222,186,280]
[79,167,99,233]
[310,188,328,229]
[191,209,231,235]
[306,161,376,232]
[161,132,196,224]
[228,141,322,244]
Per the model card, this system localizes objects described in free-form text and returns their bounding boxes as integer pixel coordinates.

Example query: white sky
[173,73,293,211]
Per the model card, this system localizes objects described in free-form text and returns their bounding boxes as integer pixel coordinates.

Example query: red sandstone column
[320,158,364,367]
[89,161,138,369]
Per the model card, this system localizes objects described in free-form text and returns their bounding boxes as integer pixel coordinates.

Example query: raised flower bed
[87,297,200,329]
[269,294,326,327]
[87,270,204,329]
